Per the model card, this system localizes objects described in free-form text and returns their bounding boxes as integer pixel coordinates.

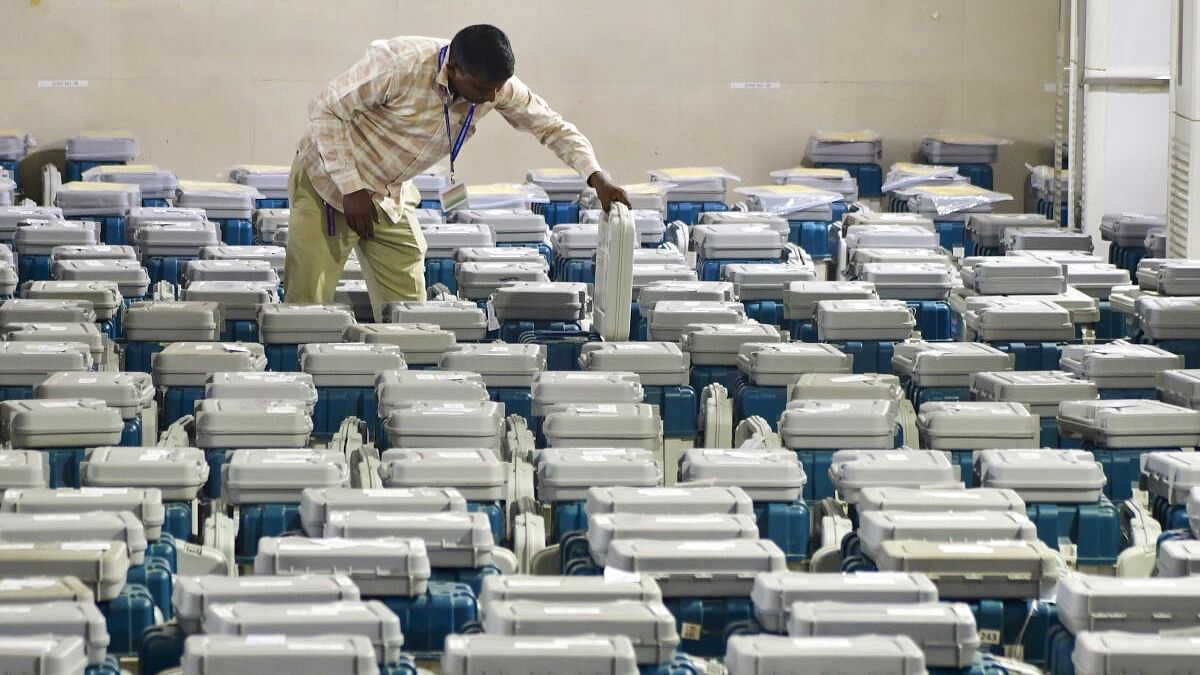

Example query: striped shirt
[298,35,603,210]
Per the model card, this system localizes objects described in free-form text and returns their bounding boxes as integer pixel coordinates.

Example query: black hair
[449,24,515,83]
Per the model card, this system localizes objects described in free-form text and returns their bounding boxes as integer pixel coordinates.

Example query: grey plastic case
[0,298,95,324]
[451,209,549,242]
[385,300,488,341]
[379,447,504,499]
[423,223,495,258]
[1057,399,1200,448]
[725,634,927,675]
[786,601,979,669]
[254,537,431,598]
[14,220,99,255]
[632,248,688,268]
[375,370,488,418]
[859,262,958,301]
[586,485,754,517]
[750,572,940,634]
[1159,369,1200,410]
[828,450,961,504]
[917,401,1039,450]
[383,403,504,452]
[1072,631,1200,675]
[970,370,1099,417]
[1136,296,1200,340]
[723,263,817,301]
[442,634,640,675]
[681,323,783,366]
[1,487,164,539]
[579,342,690,386]
[481,600,679,667]
[1055,575,1200,634]
[135,222,221,257]
[857,510,1037,560]
[967,213,1055,248]
[299,486,467,537]
[541,403,662,452]
[636,282,734,310]
[34,371,152,420]
[779,399,899,450]
[324,511,494,567]
[454,246,546,265]
[439,343,546,388]
[964,299,1076,341]
[1144,452,1200,505]
[974,449,1106,503]
[789,373,904,403]
[631,265,700,292]
[536,448,659,502]
[205,372,318,414]
[48,244,135,261]
[455,261,550,300]
[0,451,48,496]
[298,343,406,387]
[0,634,90,675]
[492,281,587,321]
[815,299,915,341]
[693,225,784,260]
[185,258,279,285]
[0,601,109,665]
[180,635,378,675]
[222,449,350,504]
[605,539,787,598]
[152,342,267,386]
[1065,263,1132,299]
[22,281,122,320]
[174,574,361,633]
[258,304,354,343]
[1153,260,1200,295]
[963,257,1065,295]
[1060,341,1183,389]
[855,487,1026,515]
[535,367,648,415]
[0,342,91,387]
[80,447,207,501]
[844,225,940,252]
[0,511,146,564]
[0,542,129,602]
[737,343,852,387]
[478,574,662,609]
[178,281,279,322]
[646,301,747,343]
[347,323,456,366]
[550,223,599,259]
[892,341,1013,387]
[586,512,760,565]
[203,600,404,665]
[1004,227,1093,253]
[680,449,806,502]
[194,399,312,449]
[1154,538,1200,577]
[123,301,222,341]
[0,399,123,449]
[200,244,288,273]
[51,258,149,297]
[4,322,105,363]
[873,539,1063,600]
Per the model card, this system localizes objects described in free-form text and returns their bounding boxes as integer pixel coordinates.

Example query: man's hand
[587,171,631,212]
[342,189,377,240]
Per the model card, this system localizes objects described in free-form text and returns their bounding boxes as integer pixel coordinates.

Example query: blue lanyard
[439,46,476,181]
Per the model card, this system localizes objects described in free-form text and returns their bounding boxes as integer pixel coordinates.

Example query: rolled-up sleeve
[495,76,603,180]
[309,42,414,195]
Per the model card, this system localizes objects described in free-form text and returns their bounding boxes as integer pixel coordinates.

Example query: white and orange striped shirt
[298,35,603,210]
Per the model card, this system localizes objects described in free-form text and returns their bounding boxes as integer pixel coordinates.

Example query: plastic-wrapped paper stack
[649,166,739,202]
[228,165,291,201]
[807,129,882,164]
[527,168,588,202]
[0,129,32,162]
[54,182,141,217]
[769,166,858,202]
[82,164,178,202]
[920,132,1009,165]
[736,184,841,220]
[457,183,549,211]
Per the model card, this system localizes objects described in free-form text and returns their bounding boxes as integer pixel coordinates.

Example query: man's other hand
[342,189,377,239]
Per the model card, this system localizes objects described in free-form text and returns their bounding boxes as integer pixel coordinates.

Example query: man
[286,24,629,319]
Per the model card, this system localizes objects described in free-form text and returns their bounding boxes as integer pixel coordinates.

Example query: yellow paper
[750,184,829,195]
[0,129,22,137]
[178,180,257,193]
[892,162,952,175]
[654,167,726,179]
[917,184,994,197]
[60,181,140,192]
[532,168,579,178]
[780,167,847,179]
[816,129,879,143]
[466,183,524,196]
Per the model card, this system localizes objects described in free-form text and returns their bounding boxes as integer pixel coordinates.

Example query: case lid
[299,486,466,536]
[0,451,48,494]
[857,510,1038,559]
[123,301,221,332]
[222,449,349,504]
[205,372,317,408]
[180,635,378,675]
[605,539,788,598]
[202,600,403,664]
[4,323,105,353]
[780,399,899,436]
[0,576,94,605]
[828,450,961,504]
[532,372,644,413]
[49,244,137,261]
[586,485,754,516]
[680,323,782,356]
[786,601,979,669]
[874,539,1063,601]
[152,342,267,385]
[0,398,123,440]
[892,341,1013,380]
[80,447,207,497]
[738,343,852,383]
[324,510,493,567]
[725,634,927,675]
[975,449,1107,503]
[917,401,1039,448]
[0,601,109,665]
[790,373,904,402]
[21,281,122,312]
[481,600,679,666]
[855,487,1026,515]
[173,574,361,633]
[579,342,690,383]
[1058,399,1200,444]
[1072,631,1200,674]
[258,304,355,336]
[0,487,164,530]
[479,574,662,607]
[0,542,128,604]
[298,343,406,386]
[536,448,660,501]
[750,572,940,631]
[379,447,504,495]
[637,281,736,307]
[970,370,1099,407]
[439,343,546,380]
[0,299,96,324]
[1056,575,1200,634]
[586,513,761,566]
[383,404,504,447]
[541,403,662,441]
[34,371,153,419]
[1159,369,1200,409]
[1143,451,1200,505]
[647,301,747,329]
[1060,340,1183,382]
[194,399,314,437]
[442,634,640,675]
[0,511,146,563]
[680,449,806,502]
[253,537,431,598]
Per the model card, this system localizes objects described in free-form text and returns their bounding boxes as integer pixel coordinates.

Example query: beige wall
[1,0,1058,207]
